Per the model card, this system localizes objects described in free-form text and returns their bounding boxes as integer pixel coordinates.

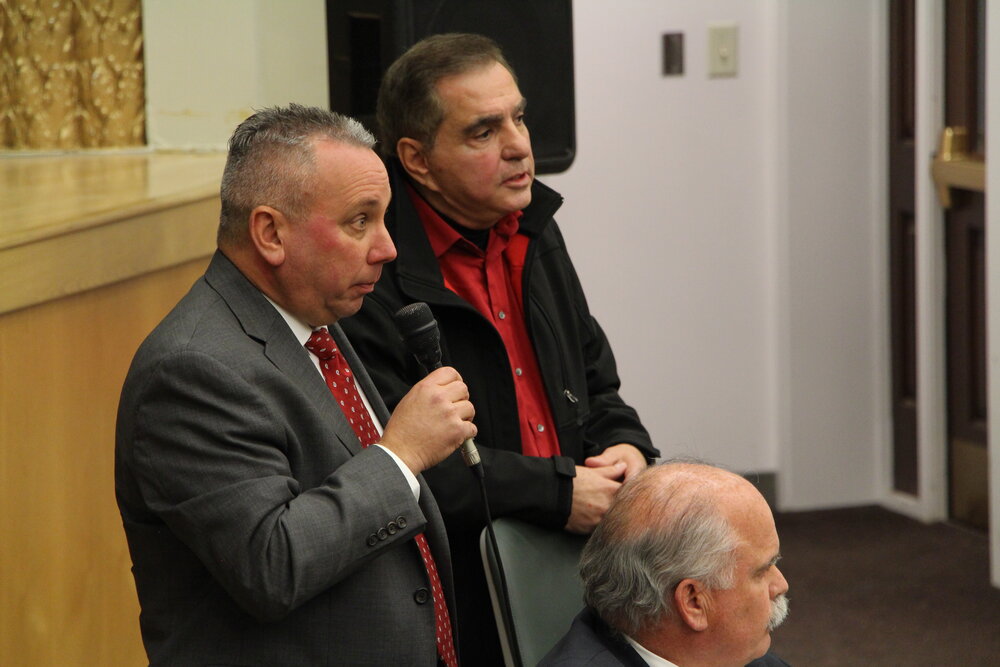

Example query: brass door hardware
[931,126,985,208]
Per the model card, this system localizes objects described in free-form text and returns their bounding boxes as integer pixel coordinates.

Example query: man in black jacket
[341,34,659,664]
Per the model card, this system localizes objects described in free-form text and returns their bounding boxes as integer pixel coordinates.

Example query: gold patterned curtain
[0,0,145,150]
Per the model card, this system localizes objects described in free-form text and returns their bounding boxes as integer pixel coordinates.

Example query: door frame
[882,0,1000,587]
[882,0,948,525]
[985,0,1000,588]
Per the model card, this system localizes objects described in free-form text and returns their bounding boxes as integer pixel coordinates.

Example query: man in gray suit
[115,105,475,665]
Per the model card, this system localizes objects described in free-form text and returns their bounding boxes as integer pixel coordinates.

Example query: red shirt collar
[405,182,522,258]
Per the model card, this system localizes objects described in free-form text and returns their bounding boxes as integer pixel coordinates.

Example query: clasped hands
[565,443,648,535]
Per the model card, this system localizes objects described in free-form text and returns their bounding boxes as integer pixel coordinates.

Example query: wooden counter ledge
[0,151,226,314]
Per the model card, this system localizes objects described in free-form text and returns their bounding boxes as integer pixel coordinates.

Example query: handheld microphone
[394,302,482,472]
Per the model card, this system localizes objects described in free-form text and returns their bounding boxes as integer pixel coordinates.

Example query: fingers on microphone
[428,365,462,384]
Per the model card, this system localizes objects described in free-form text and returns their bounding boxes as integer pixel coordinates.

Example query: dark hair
[217,104,374,246]
[376,33,515,156]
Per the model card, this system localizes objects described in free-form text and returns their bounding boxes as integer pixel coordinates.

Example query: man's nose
[501,123,531,160]
[370,223,397,264]
[771,566,789,597]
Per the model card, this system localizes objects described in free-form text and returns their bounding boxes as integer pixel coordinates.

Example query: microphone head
[393,302,442,371]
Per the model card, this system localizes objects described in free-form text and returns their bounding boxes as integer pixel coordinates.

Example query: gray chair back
[480,518,588,667]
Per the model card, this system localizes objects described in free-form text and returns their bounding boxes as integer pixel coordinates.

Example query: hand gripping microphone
[394,302,483,474]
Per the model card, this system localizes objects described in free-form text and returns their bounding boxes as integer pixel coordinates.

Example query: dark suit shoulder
[540,608,646,667]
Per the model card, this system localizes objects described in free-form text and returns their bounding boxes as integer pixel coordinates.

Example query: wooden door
[889,0,988,530]
[889,0,918,496]
[943,0,988,529]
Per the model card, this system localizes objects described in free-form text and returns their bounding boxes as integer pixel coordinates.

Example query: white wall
[774,1,885,508]
[544,1,776,477]
[142,0,329,149]
[547,0,884,509]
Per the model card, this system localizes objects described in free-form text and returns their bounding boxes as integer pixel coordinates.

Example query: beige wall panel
[0,257,208,666]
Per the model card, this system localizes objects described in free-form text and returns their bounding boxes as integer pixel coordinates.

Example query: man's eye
[475,129,492,140]
[351,217,367,230]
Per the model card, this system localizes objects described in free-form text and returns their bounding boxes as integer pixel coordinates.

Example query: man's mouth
[504,171,532,186]
[355,274,381,292]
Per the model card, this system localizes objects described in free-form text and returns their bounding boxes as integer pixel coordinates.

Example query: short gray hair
[218,104,375,246]
[580,461,740,637]
[376,33,515,157]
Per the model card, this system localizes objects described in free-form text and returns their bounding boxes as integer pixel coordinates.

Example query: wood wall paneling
[0,257,209,665]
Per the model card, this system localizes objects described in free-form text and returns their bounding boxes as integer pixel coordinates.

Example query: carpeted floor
[768,506,1000,666]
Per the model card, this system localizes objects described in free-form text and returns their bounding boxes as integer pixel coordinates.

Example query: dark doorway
[888,0,918,496]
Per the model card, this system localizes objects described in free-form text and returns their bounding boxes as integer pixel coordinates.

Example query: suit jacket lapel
[204,251,362,456]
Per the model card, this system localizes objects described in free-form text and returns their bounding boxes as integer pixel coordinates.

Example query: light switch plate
[708,24,738,78]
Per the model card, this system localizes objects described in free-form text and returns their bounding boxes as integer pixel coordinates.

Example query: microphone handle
[460,438,481,468]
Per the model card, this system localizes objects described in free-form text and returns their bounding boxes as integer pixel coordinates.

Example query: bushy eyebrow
[755,552,782,576]
[461,98,528,136]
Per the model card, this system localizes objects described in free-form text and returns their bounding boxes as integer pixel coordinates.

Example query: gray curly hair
[580,461,741,637]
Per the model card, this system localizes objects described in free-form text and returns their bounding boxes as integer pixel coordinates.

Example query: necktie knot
[305,327,378,447]
[305,328,338,361]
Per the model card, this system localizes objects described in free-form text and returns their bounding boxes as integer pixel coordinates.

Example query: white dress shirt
[625,636,681,667]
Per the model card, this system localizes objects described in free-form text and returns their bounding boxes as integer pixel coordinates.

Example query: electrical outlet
[662,32,683,76]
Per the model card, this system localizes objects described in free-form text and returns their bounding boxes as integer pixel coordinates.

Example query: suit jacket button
[366,533,378,547]
[387,521,399,535]
[396,515,407,529]
[377,527,388,541]
[413,587,430,605]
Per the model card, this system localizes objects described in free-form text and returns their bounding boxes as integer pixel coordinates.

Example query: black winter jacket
[341,161,657,664]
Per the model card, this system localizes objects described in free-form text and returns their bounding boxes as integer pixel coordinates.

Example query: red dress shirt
[408,184,561,458]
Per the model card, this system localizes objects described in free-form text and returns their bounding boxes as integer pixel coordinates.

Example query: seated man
[541,461,791,667]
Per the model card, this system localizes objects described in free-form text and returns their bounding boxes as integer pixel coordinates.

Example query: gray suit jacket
[115,251,454,665]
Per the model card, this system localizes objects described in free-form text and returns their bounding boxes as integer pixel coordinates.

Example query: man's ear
[248,205,286,267]
[396,138,438,192]
[673,579,710,632]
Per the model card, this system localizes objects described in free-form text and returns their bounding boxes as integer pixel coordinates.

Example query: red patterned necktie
[306,328,457,667]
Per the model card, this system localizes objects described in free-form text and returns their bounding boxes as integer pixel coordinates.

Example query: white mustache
[768,594,789,631]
